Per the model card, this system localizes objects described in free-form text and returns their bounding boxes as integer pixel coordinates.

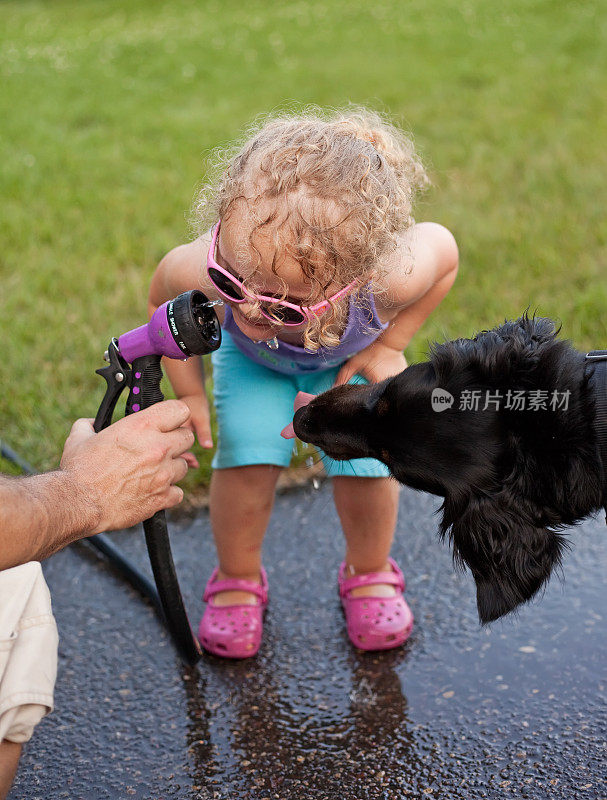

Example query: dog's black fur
[293,315,607,624]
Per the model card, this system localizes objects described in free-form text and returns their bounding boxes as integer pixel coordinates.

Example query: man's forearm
[0,471,97,570]
[376,266,459,352]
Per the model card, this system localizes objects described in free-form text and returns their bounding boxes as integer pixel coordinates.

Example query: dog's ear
[440,493,568,623]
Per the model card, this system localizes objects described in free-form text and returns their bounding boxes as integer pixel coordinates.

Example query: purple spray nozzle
[117,291,222,363]
[94,290,223,665]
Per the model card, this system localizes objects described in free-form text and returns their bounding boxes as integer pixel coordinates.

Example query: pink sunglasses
[206,221,359,326]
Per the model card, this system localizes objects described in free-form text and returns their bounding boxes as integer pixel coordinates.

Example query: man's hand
[334,342,408,386]
[60,400,195,535]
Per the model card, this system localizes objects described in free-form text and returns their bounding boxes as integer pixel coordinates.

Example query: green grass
[1,0,606,481]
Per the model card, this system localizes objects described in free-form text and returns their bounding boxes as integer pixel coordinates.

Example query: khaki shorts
[0,562,58,744]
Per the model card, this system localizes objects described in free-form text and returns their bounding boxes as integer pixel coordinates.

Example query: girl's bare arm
[376,222,459,351]
[335,223,458,386]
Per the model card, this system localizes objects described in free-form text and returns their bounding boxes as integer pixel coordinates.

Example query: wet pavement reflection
[11,483,606,799]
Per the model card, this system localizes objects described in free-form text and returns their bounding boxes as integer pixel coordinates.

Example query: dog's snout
[292,405,314,440]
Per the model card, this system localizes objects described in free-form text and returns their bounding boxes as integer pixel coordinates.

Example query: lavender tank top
[221,286,389,374]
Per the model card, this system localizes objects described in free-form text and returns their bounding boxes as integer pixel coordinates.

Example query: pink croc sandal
[338,557,414,651]
[198,567,268,659]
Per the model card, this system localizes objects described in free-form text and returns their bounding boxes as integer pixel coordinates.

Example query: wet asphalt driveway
[9,481,607,800]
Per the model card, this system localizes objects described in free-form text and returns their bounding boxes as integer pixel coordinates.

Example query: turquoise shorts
[210,331,390,478]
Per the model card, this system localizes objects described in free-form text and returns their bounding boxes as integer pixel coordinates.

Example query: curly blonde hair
[192,106,429,350]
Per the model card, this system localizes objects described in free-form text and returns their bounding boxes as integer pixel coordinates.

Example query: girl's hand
[178,393,214,469]
[334,342,408,386]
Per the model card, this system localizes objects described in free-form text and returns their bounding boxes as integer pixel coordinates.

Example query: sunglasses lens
[208,268,244,301]
[261,302,306,325]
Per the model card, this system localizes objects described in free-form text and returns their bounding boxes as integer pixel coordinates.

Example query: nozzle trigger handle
[94,339,131,433]
[126,354,164,416]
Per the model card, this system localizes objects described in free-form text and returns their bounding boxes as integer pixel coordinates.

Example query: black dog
[293,315,607,623]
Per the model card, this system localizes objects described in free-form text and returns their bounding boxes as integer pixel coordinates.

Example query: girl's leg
[300,369,400,597]
[208,332,300,609]
[333,475,400,597]
[210,464,283,606]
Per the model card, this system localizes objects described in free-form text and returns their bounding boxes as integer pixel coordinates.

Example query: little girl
[148,108,458,658]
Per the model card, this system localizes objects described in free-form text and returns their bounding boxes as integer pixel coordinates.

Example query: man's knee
[0,740,22,800]
[0,561,58,791]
